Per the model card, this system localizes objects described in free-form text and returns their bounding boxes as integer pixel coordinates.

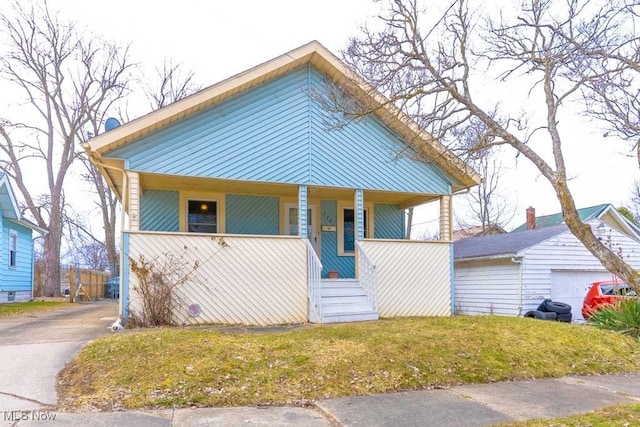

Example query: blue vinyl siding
[140,190,179,232]
[308,69,453,194]
[321,200,355,278]
[374,204,405,239]
[225,194,279,235]
[106,66,458,195]
[1,219,33,292]
[108,68,311,185]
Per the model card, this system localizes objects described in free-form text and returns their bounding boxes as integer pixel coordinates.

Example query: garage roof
[454,225,568,260]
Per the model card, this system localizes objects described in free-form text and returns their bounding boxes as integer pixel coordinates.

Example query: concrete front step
[316,279,378,324]
[320,279,360,287]
[322,295,370,306]
[321,311,379,323]
[321,287,369,297]
[321,301,375,314]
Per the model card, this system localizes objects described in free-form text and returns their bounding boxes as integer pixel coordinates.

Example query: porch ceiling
[138,173,440,207]
[141,174,300,198]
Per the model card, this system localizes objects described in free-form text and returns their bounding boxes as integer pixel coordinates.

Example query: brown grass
[57,316,640,411]
[499,403,640,426]
[0,301,73,317]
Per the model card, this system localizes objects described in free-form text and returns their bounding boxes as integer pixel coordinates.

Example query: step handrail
[355,241,378,311]
[307,240,323,322]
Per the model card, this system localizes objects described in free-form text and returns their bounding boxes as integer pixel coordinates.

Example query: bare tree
[335,0,640,286]
[453,120,514,234]
[456,151,514,234]
[0,2,132,295]
[145,59,201,110]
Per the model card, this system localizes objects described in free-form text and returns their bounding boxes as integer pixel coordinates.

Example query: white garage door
[550,270,617,321]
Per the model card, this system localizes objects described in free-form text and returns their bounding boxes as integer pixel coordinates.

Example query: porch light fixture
[200,203,209,212]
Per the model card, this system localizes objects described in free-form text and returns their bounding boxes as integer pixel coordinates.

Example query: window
[9,230,17,268]
[187,200,218,233]
[342,208,368,254]
[285,204,313,236]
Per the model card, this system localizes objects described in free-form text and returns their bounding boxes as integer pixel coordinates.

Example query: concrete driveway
[0,302,117,412]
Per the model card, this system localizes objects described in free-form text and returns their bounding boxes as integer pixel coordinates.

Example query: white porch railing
[356,241,378,311]
[125,231,308,325]
[307,240,323,322]
[359,239,451,317]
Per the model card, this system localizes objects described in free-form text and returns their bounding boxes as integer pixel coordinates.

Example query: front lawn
[57,316,640,411]
[0,301,72,317]
[500,403,640,426]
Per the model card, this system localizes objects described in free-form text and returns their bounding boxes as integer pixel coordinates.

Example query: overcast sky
[3,0,638,234]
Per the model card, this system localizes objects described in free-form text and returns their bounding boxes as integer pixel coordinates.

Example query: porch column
[440,195,452,241]
[299,185,308,238]
[128,171,140,232]
[355,188,364,241]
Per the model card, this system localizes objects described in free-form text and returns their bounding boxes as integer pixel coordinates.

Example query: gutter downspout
[512,256,524,316]
[83,148,128,320]
[452,187,471,197]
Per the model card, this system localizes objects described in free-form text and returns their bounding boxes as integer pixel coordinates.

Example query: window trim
[9,229,17,269]
[337,201,373,256]
[179,191,225,233]
[186,199,219,234]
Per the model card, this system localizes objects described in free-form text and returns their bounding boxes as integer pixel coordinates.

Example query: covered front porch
[120,173,456,324]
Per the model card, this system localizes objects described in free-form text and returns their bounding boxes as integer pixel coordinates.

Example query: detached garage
[454,209,640,321]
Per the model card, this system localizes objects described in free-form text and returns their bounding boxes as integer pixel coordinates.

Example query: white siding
[127,232,308,325]
[454,258,521,316]
[360,240,451,317]
[520,221,640,313]
[550,270,614,320]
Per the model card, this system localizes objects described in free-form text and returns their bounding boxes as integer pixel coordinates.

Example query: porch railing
[307,240,323,322]
[356,241,378,311]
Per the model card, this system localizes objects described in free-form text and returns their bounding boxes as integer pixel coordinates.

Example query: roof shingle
[454,225,568,260]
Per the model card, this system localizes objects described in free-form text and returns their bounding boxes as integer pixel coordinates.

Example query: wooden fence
[69,267,110,302]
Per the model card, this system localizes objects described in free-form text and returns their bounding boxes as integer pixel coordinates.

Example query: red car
[582,280,637,319]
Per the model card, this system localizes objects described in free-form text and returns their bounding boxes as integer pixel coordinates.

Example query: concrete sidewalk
[4,372,640,426]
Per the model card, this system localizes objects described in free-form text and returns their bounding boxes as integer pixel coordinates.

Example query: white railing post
[307,241,323,322]
[356,241,378,311]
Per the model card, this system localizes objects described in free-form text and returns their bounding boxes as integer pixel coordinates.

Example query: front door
[285,204,319,255]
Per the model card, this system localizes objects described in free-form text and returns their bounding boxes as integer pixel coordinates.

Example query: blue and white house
[0,173,43,303]
[85,41,480,325]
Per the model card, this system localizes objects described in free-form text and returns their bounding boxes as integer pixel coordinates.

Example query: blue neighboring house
[0,173,44,303]
[85,41,480,325]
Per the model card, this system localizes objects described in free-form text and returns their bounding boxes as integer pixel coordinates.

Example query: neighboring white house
[454,205,640,320]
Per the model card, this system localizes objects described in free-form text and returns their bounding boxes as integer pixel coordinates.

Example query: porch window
[285,205,313,236]
[187,200,218,233]
[342,208,368,254]
[9,230,17,268]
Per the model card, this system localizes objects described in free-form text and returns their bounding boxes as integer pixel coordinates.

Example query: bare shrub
[128,253,200,327]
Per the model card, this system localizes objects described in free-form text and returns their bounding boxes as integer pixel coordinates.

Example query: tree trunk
[556,183,640,288]
[43,215,62,297]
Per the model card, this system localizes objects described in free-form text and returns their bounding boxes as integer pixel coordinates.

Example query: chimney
[526,206,536,230]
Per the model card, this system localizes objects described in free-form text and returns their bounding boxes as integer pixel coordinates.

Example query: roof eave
[454,253,518,262]
[6,218,47,235]
[87,40,480,189]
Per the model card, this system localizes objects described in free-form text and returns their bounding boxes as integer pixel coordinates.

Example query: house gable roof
[0,172,20,220]
[0,173,46,234]
[512,203,608,232]
[511,203,640,240]
[454,224,569,261]
[85,41,480,194]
